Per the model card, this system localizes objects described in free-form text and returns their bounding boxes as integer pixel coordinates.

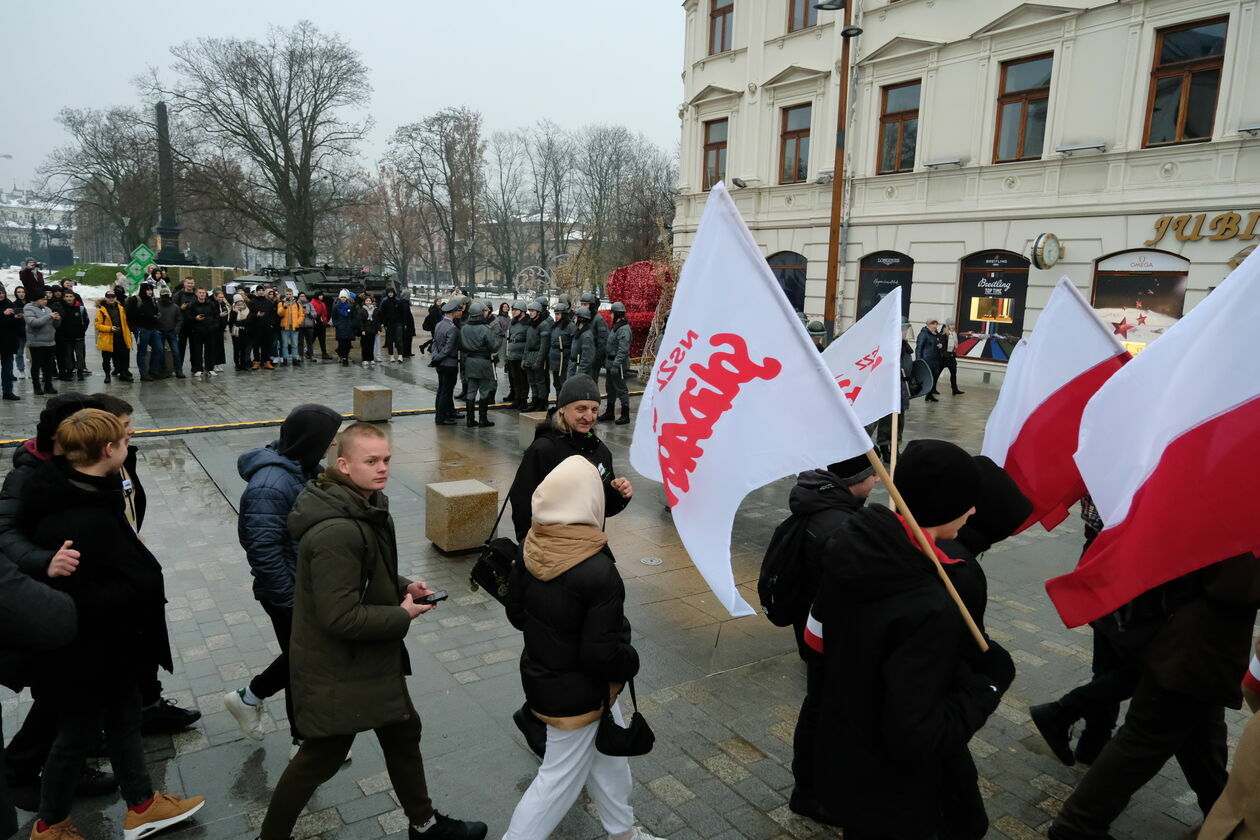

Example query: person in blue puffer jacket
[330,290,357,366]
[223,403,343,747]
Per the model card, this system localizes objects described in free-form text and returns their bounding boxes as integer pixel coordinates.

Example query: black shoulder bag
[595,680,655,757]
[469,494,517,606]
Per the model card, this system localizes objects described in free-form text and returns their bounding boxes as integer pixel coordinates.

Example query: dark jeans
[506,359,526,403]
[189,333,212,373]
[336,338,353,360]
[435,365,458,421]
[232,335,248,369]
[249,600,299,739]
[315,325,328,356]
[941,353,960,393]
[259,694,432,840]
[360,334,376,362]
[791,658,824,798]
[39,685,153,825]
[58,338,86,376]
[158,329,182,373]
[1,352,13,395]
[1059,626,1139,735]
[1052,672,1228,839]
[606,363,628,409]
[29,346,55,385]
[298,326,315,358]
[135,328,163,376]
[177,326,191,370]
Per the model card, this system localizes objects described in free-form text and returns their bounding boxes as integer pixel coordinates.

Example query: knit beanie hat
[531,455,604,527]
[894,439,981,527]
[36,393,103,455]
[557,374,601,407]
[827,454,875,486]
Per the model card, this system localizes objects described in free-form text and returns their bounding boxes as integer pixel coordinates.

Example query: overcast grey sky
[0,0,683,189]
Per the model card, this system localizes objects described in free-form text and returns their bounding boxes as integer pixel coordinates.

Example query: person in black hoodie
[784,455,878,827]
[56,281,91,381]
[187,288,221,376]
[502,455,662,840]
[24,409,206,840]
[807,440,1016,840]
[0,286,22,400]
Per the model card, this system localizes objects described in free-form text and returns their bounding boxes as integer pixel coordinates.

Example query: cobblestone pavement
[0,363,1240,840]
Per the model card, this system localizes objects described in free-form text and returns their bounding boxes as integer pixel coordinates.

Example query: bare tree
[573,124,636,288]
[38,107,159,261]
[140,21,371,266]
[389,107,486,291]
[350,165,430,284]
[617,138,678,264]
[524,120,577,271]
[481,131,530,292]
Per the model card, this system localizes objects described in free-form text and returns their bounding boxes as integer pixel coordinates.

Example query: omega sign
[1145,211,1260,246]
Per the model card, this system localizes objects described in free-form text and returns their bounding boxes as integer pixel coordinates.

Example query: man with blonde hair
[258,422,486,840]
[23,408,205,840]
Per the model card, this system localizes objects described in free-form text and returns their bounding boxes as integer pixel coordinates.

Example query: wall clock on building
[1032,233,1062,270]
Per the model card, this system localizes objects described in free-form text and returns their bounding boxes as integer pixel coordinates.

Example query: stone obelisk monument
[153,101,191,265]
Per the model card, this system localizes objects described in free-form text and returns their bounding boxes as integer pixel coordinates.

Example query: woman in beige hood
[503,456,661,840]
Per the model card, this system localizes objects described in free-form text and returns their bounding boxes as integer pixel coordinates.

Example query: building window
[703,119,728,191]
[994,54,1052,163]
[956,251,1030,362]
[1092,250,1189,354]
[1144,17,1228,147]
[877,81,920,174]
[710,0,734,55]
[768,251,807,312]
[779,104,812,184]
[858,252,914,319]
[788,0,818,33]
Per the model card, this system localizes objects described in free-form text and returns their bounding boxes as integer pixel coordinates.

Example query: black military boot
[598,402,615,421]
[478,399,495,428]
[465,401,477,428]
[615,404,630,425]
[1030,701,1078,766]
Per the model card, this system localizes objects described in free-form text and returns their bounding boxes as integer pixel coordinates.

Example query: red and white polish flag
[1046,248,1260,627]
[629,183,872,617]
[821,286,904,426]
[981,277,1129,533]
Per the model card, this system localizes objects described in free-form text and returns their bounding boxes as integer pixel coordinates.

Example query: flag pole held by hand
[865,448,989,652]
[887,413,900,511]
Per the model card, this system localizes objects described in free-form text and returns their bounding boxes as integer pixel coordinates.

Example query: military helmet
[468,301,489,318]
[610,301,627,314]
[553,301,570,313]
[575,306,593,320]
[580,292,597,305]
[527,301,543,313]
[510,300,526,312]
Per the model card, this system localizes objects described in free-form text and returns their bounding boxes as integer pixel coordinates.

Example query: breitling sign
[1145,212,1260,246]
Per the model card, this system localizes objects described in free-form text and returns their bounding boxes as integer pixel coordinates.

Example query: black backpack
[757,513,816,627]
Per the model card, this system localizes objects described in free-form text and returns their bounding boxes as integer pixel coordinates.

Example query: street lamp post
[816,1,862,345]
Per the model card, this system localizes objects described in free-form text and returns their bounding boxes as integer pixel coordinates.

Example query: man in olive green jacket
[258,422,486,840]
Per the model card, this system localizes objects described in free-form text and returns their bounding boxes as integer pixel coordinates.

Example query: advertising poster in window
[1092,250,1189,355]
[955,251,1030,362]
[857,252,913,319]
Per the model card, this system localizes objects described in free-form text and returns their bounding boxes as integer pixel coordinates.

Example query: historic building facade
[674,0,1260,371]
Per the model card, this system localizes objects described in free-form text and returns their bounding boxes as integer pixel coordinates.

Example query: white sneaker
[223,689,265,741]
[628,829,665,840]
[208,370,220,376]
[15,372,24,380]
[361,361,370,368]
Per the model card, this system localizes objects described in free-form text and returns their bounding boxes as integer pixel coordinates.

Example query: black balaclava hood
[276,403,344,476]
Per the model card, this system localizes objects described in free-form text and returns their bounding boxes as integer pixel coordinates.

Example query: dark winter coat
[590,311,610,369]
[916,326,941,368]
[459,314,498,380]
[0,443,61,577]
[506,316,528,361]
[238,446,307,607]
[506,545,638,720]
[355,304,382,336]
[786,469,866,659]
[421,305,442,333]
[815,506,1007,839]
[126,290,161,331]
[431,316,459,368]
[188,298,221,335]
[508,417,629,541]
[19,267,44,302]
[606,317,632,372]
[287,468,414,739]
[522,317,545,370]
[380,296,407,327]
[60,294,89,339]
[0,298,20,355]
[155,296,183,332]
[247,294,277,340]
[548,315,574,376]
[332,299,356,341]
[25,458,172,696]
[571,324,596,376]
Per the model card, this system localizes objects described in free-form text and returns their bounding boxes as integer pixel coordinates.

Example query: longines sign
[1145,211,1260,246]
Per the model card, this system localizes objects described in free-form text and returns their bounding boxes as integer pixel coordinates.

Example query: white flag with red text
[630,183,872,617]
[821,286,904,426]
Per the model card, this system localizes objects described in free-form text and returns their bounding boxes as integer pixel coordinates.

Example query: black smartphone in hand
[419,590,448,605]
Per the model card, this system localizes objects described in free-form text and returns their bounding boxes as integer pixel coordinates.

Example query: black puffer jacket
[25,458,172,695]
[508,416,629,541]
[815,505,1009,840]
[506,545,637,719]
[786,469,865,660]
[0,297,20,355]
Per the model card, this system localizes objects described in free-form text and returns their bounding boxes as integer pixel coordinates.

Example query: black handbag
[469,494,517,606]
[595,680,654,757]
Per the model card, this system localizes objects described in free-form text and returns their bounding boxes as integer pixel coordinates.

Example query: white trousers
[502,703,635,840]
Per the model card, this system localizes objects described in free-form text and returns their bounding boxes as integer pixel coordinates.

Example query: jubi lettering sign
[1145,212,1260,246]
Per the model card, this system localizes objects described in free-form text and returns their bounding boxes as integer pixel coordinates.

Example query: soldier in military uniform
[534,298,553,409]
[580,292,608,385]
[506,302,529,410]
[458,301,499,428]
[522,301,547,411]
[548,302,574,393]
[571,307,597,379]
[601,302,633,425]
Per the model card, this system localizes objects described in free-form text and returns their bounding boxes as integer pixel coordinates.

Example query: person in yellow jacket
[277,290,304,366]
[94,290,134,383]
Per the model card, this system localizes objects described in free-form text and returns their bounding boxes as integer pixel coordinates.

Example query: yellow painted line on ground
[0,390,646,446]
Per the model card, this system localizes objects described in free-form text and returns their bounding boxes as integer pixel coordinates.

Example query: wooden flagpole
[887,413,900,511]
[865,449,988,651]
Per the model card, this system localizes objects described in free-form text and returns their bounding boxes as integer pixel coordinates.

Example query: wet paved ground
[0,354,1237,840]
